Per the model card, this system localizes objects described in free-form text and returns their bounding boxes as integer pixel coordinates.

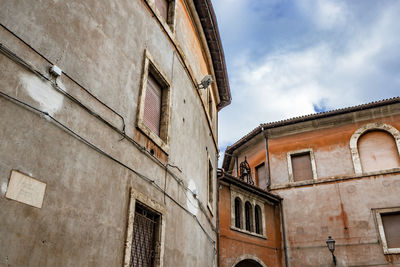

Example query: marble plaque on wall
[5,170,46,208]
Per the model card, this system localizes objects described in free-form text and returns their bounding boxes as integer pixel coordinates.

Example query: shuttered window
[291,152,313,182]
[255,163,266,189]
[144,73,162,136]
[382,212,400,248]
[155,0,169,21]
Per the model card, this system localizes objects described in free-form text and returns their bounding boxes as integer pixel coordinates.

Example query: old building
[0,0,230,266]
[222,97,400,266]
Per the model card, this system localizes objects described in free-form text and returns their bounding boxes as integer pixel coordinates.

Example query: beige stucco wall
[0,0,220,266]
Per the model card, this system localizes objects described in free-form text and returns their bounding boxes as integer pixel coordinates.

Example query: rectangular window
[287,149,317,183]
[131,202,161,267]
[124,189,165,267]
[291,152,313,181]
[155,0,168,21]
[208,160,214,206]
[375,208,400,254]
[255,163,267,189]
[144,73,162,136]
[137,51,171,153]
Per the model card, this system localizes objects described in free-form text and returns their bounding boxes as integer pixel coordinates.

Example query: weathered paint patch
[1,182,7,195]
[20,73,64,116]
[186,179,199,216]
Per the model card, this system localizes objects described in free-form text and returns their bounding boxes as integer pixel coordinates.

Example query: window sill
[384,248,400,255]
[137,121,169,155]
[230,226,266,239]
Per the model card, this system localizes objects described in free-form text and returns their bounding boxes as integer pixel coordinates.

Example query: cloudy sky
[213,0,400,159]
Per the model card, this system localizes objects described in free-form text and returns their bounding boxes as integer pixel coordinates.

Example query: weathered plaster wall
[0,0,219,266]
[277,172,400,266]
[218,184,283,267]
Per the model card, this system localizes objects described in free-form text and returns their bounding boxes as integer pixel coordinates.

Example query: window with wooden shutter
[144,73,162,137]
[381,212,400,249]
[375,207,400,254]
[155,0,169,21]
[255,163,266,189]
[291,152,313,182]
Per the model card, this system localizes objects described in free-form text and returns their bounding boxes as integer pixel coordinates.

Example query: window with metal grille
[245,201,253,232]
[130,202,161,267]
[291,152,313,182]
[255,205,262,234]
[381,212,400,249]
[255,163,266,189]
[234,197,242,229]
[143,73,163,137]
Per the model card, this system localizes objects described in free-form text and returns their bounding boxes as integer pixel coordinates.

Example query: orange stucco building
[220,97,400,266]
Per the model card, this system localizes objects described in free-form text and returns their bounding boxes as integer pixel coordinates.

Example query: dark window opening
[234,197,242,228]
[131,202,161,267]
[208,160,214,205]
[255,205,262,234]
[291,152,313,182]
[381,212,400,249]
[245,201,253,232]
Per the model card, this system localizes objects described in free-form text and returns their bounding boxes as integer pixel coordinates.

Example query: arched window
[234,197,242,229]
[358,130,400,173]
[255,205,262,234]
[350,123,400,174]
[245,201,253,232]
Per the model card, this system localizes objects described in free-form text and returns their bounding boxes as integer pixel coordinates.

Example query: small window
[143,73,163,136]
[234,197,242,229]
[137,52,171,153]
[208,88,213,122]
[155,0,169,21]
[375,208,400,254]
[287,149,317,182]
[208,160,214,206]
[255,163,267,189]
[131,202,161,267]
[255,205,262,235]
[245,201,253,232]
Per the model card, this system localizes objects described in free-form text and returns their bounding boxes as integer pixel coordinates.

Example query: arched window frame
[255,205,262,235]
[234,197,243,229]
[245,201,253,232]
[230,186,267,238]
[350,123,400,174]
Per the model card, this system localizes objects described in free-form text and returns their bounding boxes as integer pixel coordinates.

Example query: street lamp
[326,236,337,265]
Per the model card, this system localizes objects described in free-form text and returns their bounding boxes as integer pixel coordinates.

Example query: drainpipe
[261,126,271,190]
[280,202,290,267]
[216,169,221,267]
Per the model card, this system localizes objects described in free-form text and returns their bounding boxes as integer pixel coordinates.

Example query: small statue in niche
[239,157,254,185]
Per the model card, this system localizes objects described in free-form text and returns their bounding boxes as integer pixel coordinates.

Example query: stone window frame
[137,50,172,154]
[123,188,166,267]
[350,123,400,174]
[145,0,177,34]
[230,185,267,239]
[287,148,318,183]
[374,207,400,255]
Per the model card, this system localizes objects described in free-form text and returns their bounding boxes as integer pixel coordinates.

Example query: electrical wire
[0,89,216,245]
[0,41,216,235]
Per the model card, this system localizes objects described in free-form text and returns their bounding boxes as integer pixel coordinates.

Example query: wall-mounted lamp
[326,236,337,265]
[197,75,213,90]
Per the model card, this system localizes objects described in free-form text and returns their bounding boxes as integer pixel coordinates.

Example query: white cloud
[218,2,400,150]
[296,0,348,29]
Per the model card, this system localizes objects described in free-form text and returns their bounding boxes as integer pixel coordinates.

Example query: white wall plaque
[5,170,46,208]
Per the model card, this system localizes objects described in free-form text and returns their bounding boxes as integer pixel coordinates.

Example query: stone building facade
[222,98,400,266]
[0,0,230,266]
